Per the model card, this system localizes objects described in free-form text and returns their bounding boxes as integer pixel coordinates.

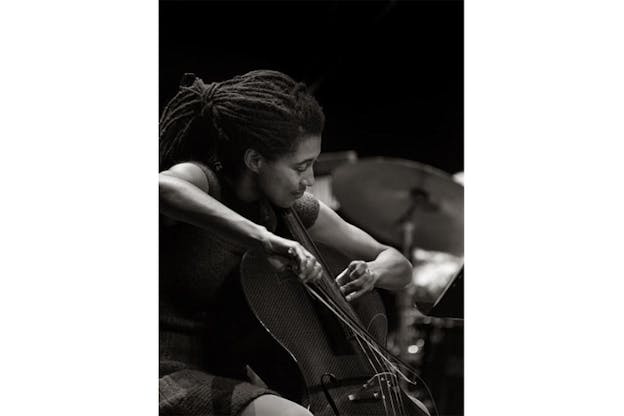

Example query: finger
[349,266,368,282]
[298,258,314,282]
[269,254,304,276]
[343,271,376,293]
[335,268,349,285]
[340,278,363,295]
[346,287,368,302]
[347,261,360,273]
[287,245,303,263]
[313,263,324,282]
[267,255,289,272]
[282,248,300,273]
[287,246,297,258]
[347,261,366,277]
[287,243,305,258]
[301,257,323,282]
[286,248,305,276]
[297,248,315,273]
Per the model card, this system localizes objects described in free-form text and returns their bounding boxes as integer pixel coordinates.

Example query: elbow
[382,247,413,290]
[371,248,412,291]
[159,173,184,208]
[380,261,411,291]
[399,260,412,289]
[395,250,413,289]
[159,172,181,197]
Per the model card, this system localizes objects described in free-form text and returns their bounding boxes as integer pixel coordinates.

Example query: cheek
[273,167,297,186]
[260,167,294,195]
[274,175,296,195]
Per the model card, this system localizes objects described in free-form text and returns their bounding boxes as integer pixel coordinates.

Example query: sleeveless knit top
[159,164,320,376]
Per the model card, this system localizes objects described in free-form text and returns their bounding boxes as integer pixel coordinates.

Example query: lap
[159,364,428,416]
[159,367,277,416]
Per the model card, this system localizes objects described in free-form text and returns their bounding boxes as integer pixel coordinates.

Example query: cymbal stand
[396,188,438,389]
[398,220,415,380]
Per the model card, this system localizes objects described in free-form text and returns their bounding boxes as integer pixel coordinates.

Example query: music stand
[428,265,463,319]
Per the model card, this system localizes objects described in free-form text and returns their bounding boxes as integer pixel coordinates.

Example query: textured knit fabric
[159,369,273,416]
[159,162,320,415]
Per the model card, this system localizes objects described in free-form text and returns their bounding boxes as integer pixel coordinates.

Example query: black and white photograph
[4,1,624,416]
[159,1,463,415]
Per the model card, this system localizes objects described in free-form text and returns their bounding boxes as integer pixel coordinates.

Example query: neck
[228,170,261,203]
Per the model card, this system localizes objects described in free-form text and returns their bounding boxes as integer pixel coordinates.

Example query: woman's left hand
[335,261,378,302]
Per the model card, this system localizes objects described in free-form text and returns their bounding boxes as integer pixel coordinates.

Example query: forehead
[287,135,322,161]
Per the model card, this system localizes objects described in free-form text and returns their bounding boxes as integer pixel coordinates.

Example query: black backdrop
[160,0,463,174]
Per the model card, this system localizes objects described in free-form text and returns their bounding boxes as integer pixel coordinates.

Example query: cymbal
[331,158,464,256]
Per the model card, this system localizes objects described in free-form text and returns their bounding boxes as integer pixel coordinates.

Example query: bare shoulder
[160,162,212,193]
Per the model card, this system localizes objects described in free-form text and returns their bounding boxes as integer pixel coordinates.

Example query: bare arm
[159,163,323,282]
[159,165,269,249]
[308,201,412,301]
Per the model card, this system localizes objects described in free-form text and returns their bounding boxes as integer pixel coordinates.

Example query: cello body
[240,241,430,416]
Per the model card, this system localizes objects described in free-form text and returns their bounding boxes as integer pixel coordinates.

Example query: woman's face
[257,135,322,208]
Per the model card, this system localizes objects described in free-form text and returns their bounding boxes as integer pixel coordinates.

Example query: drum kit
[313,156,464,313]
[310,155,464,394]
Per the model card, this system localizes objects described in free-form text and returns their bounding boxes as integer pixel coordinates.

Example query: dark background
[160,0,463,175]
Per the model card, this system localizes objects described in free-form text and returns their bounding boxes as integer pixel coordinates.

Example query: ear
[243,148,265,173]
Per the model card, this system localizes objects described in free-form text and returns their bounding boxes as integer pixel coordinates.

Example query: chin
[269,196,294,209]
[277,199,296,209]
[269,192,301,208]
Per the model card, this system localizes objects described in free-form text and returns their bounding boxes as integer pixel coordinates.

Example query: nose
[301,167,315,187]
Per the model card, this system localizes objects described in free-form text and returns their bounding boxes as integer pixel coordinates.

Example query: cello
[239,207,434,416]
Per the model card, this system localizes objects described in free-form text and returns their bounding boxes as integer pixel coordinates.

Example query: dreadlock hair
[159,70,325,176]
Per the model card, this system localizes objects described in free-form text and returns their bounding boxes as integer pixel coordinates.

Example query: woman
[159,70,414,416]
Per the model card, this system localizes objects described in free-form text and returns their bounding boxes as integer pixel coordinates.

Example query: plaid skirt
[159,364,277,416]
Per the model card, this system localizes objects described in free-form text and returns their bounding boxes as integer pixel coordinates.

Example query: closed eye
[295,162,311,173]
[293,156,317,173]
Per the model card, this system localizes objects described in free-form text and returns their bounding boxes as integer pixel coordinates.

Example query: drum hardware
[331,157,464,374]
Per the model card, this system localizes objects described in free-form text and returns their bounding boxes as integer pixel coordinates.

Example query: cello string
[287,208,411,370]
[284,209,432,415]
[306,284,436,416]
[301,262,406,414]
[306,277,413,384]
[361,350,439,416]
[296,252,406,414]
[343,314,403,416]
[308,277,428,401]
[305,284,399,416]
[287,209,356,307]
[351,331,393,415]
[393,370,407,416]
[299,274,396,414]
[303,277,434,416]
[365,343,401,416]
[288,247,398,412]
[306,284,425,416]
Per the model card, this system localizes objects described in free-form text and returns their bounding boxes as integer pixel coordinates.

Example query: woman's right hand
[260,232,324,284]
